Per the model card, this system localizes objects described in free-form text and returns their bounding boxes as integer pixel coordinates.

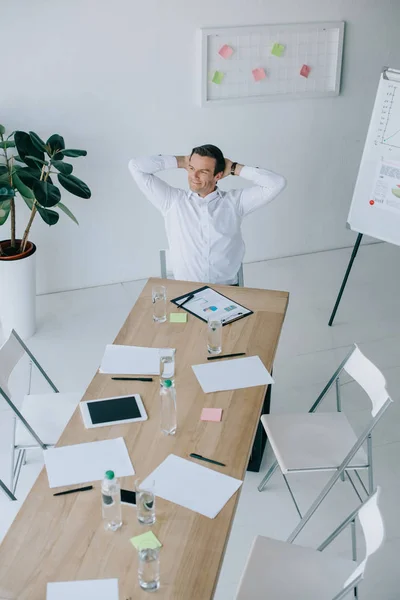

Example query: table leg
[247,378,272,472]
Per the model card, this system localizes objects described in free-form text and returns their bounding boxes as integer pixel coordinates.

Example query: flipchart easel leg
[328,233,363,326]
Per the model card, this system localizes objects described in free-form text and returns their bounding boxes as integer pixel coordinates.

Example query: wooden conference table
[0,278,288,600]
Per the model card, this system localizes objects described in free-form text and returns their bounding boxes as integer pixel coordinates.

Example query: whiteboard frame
[198,21,345,107]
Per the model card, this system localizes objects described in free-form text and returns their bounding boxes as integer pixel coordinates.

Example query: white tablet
[80,394,148,429]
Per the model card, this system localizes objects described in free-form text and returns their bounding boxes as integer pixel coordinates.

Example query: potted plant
[0,125,91,338]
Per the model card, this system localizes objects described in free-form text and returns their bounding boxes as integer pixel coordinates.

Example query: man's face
[188,153,223,197]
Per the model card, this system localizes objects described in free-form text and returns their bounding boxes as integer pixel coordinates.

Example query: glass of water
[138,547,160,592]
[152,285,167,323]
[135,478,156,526]
[207,316,222,355]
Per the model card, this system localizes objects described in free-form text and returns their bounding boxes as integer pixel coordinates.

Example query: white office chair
[159,249,244,286]
[0,329,81,500]
[236,488,384,600]
[258,345,392,528]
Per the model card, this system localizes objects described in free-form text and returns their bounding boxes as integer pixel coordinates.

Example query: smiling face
[188,153,224,198]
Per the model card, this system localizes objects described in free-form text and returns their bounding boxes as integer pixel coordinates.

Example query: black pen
[207,352,246,361]
[179,294,194,309]
[112,377,153,382]
[190,453,226,467]
[53,485,93,497]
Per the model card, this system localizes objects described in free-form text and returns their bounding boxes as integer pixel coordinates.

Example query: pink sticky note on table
[300,64,311,78]
[252,67,266,82]
[201,408,223,422]
[219,44,234,59]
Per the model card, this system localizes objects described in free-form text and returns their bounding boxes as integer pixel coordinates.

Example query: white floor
[1,241,400,599]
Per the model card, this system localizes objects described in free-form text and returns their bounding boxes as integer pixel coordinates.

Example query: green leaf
[0,165,8,176]
[0,183,15,198]
[22,195,34,211]
[33,180,61,208]
[25,155,48,166]
[61,149,87,157]
[52,160,73,175]
[0,124,5,135]
[14,131,44,169]
[17,167,42,189]
[29,131,48,153]
[0,200,11,225]
[47,134,65,155]
[36,205,59,226]
[57,173,91,198]
[57,201,79,225]
[0,141,15,149]
[13,173,35,199]
[13,155,26,163]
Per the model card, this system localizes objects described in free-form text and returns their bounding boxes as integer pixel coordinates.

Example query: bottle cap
[105,470,115,480]
[163,379,172,388]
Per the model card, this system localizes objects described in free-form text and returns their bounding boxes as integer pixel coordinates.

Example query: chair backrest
[343,488,384,589]
[160,249,245,286]
[0,331,25,395]
[344,345,390,416]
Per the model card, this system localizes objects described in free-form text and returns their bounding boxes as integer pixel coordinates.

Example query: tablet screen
[87,396,142,425]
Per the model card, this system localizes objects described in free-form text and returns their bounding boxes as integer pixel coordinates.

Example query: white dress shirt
[129,155,286,284]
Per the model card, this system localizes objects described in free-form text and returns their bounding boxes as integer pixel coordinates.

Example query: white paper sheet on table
[44,437,134,488]
[47,579,118,600]
[99,344,175,375]
[141,454,242,519]
[192,355,274,393]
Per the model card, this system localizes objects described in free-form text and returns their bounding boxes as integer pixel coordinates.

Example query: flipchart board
[348,68,400,245]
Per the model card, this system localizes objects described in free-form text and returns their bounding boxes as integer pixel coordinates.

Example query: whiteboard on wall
[347,68,400,246]
[199,22,345,107]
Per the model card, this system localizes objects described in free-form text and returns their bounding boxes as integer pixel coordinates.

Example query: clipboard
[170,286,253,326]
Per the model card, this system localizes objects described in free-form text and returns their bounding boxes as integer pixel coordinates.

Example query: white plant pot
[0,242,36,339]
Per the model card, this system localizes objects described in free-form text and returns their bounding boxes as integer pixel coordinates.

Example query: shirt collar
[191,187,221,203]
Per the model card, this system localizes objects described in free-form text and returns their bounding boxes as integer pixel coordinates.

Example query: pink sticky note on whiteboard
[252,67,266,82]
[201,408,223,422]
[300,64,311,78]
[219,44,234,59]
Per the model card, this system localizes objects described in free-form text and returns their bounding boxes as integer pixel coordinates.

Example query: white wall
[2,0,400,294]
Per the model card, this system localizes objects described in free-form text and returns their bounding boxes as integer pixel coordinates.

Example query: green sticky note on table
[130,531,162,551]
[271,43,285,57]
[212,70,224,84]
[170,313,187,323]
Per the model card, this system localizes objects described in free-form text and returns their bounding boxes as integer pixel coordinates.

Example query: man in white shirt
[129,144,286,285]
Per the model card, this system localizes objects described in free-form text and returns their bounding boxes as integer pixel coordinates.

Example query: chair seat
[236,535,356,600]
[15,393,81,447]
[261,412,367,473]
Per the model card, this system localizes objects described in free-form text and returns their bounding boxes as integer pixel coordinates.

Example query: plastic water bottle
[101,470,122,531]
[160,379,177,435]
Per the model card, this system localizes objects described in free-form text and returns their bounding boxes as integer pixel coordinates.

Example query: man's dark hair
[190,144,225,176]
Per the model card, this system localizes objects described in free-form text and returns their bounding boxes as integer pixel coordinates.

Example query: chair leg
[12,450,24,494]
[367,434,374,495]
[258,460,279,492]
[282,474,302,519]
[336,377,345,483]
[0,479,17,501]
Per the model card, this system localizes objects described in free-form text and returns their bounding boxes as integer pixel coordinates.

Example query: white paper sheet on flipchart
[141,454,242,519]
[192,355,274,394]
[99,344,175,375]
[47,579,119,600]
[44,437,134,488]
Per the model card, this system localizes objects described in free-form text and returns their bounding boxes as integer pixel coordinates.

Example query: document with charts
[171,286,253,325]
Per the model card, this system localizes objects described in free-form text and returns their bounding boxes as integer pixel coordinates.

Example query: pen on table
[221,312,243,323]
[179,293,194,308]
[111,377,153,382]
[190,453,226,467]
[207,352,246,361]
[53,485,93,497]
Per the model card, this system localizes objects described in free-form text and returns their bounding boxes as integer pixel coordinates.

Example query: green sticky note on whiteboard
[212,70,224,84]
[271,43,285,57]
[170,312,187,323]
[131,531,162,551]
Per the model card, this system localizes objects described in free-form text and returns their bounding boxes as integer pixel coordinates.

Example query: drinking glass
[207,317,222,354]
[152,285,167,323]
[138,547,160,592]
[135,478,156,526]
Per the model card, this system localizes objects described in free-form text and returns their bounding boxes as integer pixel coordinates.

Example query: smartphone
[121,489,136,506]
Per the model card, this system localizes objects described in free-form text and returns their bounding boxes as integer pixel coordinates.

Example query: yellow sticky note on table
[271,43,285,57]
[170,313,187,323]
[212,70,224,84]
[130,531,162,551]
